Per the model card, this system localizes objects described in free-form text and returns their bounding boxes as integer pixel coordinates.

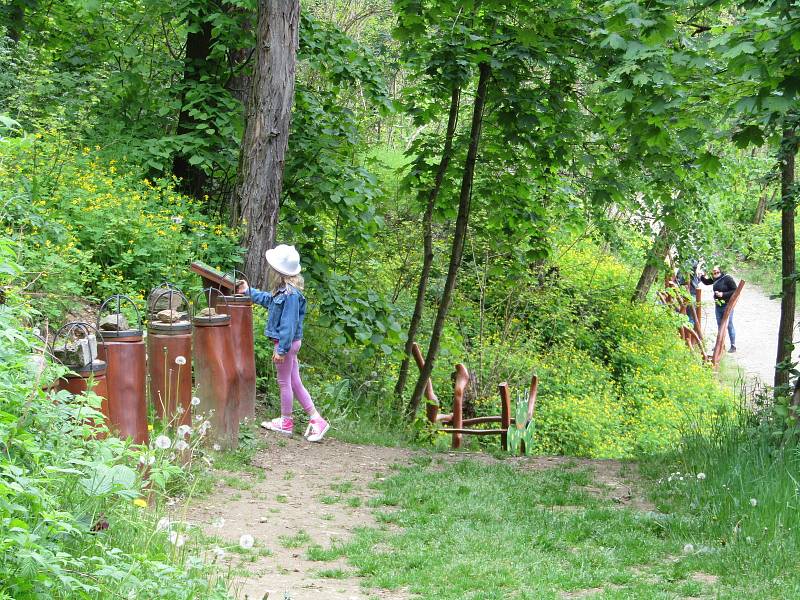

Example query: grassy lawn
[304,444,800,599]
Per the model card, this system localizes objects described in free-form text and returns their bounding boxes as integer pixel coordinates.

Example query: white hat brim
[265,247,302,276]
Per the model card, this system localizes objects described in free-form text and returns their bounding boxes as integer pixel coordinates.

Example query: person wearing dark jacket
[700,266,738,352]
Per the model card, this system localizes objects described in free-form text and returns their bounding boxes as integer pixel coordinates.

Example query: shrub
[439,243,736,458]
[0,130,242,319]
[0,237,232,598]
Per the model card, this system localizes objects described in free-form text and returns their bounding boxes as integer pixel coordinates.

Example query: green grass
[278,530,312,549]
[735,260,785,298]
[302,438,800,599]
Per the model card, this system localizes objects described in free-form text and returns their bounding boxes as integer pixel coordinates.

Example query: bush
[434,243,736,458]
[0,237,231,599]
[0,129,242,319]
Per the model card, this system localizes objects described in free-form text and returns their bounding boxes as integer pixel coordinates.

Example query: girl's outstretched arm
[248,286,272,309]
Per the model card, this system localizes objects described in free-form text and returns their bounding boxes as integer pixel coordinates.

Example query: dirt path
[188,437,651,600]
[698,278,798,386]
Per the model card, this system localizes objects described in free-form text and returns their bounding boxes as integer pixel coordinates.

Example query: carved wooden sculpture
[411,342,538,450]
[504,375,539,456]
[708,280,745,368]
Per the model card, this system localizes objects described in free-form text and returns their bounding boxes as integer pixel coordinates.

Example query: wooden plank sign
[190,261,236,293]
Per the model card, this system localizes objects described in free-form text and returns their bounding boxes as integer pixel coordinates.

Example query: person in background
[237,244,330,442]
[699,265,738,352]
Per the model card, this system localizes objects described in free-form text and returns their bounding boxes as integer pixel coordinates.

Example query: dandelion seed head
[155,435,172,450]
[213,443,221,451]
[175,355,186,365]
[750,498,758,507]
[177,424,192,438]
[696,472,706,480]
[169,531,186,547]
[212,517,225,528]
[213,547,226,559]
[683,543,694,554]
[239,534,254,549]
[156,517,171,531]
[191,396,201,406]
[175,440,189,451]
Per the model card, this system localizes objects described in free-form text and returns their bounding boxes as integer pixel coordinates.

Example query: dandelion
[156,517,171,531]
[155,435,172,450]
[195,414,203,422]
[176,405,185,414]
[750,498,758,507]
[239,534,254,549]
[682,543,694,554]
[133,498,148,508]
[191,396,201,406]
[746,536,753,544]
[212,517,225,528]
[175,356,186,366]
[170,216,184,225]
[175,440,189,451]
[213,443,221,451]
[139,454,155,466]
[147,424,154,431]
[169,531,186,547]
[213,547,226,559]
[177,424,192,438]
[696,473,706,481]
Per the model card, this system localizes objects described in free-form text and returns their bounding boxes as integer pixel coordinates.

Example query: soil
[189,437,654,599]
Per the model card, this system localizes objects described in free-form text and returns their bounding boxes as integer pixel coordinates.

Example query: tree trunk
[172,16,213,198]
[3,0,27,42]
[234,0,301,288]
[407,63,491,419]
[394,86,461,400]
[775,128,796,394]
[753,191,769,225]
[631,225,669,303]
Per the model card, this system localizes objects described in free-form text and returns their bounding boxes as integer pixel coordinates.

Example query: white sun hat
[265,244,302,276]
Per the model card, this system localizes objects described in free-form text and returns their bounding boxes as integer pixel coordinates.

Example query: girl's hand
[272,350,285,364]
[236,280,249,294]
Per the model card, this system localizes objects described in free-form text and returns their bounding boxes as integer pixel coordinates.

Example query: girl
[237,244,329,442]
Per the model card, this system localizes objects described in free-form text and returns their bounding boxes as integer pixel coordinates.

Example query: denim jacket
[248,285,306,355]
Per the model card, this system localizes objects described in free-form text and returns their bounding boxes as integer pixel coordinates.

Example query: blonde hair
[267,266,305,293]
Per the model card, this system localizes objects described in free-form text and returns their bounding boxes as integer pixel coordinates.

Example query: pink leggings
[274,339,316,417]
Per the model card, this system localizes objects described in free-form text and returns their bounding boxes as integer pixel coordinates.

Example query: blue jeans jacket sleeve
[248,286,272,309]
[275,292,300,355]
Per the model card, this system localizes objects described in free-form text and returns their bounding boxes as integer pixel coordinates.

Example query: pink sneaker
[261,416,293,436]
[304,417,329,443]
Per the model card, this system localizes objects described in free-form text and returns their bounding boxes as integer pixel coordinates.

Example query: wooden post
[451,364,469,449]
[499,383,511,451]
[693,288,702,338]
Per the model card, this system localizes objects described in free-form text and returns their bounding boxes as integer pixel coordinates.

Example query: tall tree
[235,0,301,287]
[394,86,460,400]
[408,62,491,418]
[172,7,214,198]
[776,128,797,392]
[631,225,670,303]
